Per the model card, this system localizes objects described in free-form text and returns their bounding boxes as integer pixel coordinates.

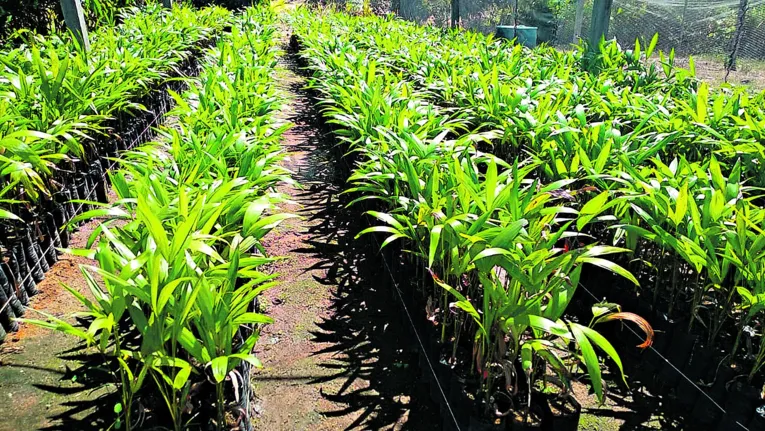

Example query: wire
[313,77,744,430]
[321,131,462,428]
[368,215,748,430]
[371,234,462,430]
[324,118,463,428]
[576,282,749,430]
[0,107,164,318]
[312,82,463,426]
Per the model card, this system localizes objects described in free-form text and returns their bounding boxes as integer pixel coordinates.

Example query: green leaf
[210,356,229,384]
[157,277,193,314]
[472,247,514,262]
[233,312,273,325]
[0,209,21,221]
[645,33,659,58]
[523,315,572,339]
[709,156,725,192]
[672,182,688,227]
[581,246,630,258]
[576,324,626,387]
[428,224,443,268]
[489,220,527,248]
[178,327,210,363]
[137,194,170,259]
[696,82,708,123]
[173,366,191,390]
[579,257,639,286]
[577,191,610,231]
[356,225,405,238]
[367,211,405,230]
[570,323,604,403]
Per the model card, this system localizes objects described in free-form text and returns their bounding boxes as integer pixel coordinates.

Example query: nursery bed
[6,2,765,431]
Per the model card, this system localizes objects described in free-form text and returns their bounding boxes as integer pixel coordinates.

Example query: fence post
[59,0,90,52]
[451,0,459,28]
[726,0,749,75]
[588,0,613,50]
[679,0,690,53]
[573,0,585,43]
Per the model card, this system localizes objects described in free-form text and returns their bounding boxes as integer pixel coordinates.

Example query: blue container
[496,25,538,48]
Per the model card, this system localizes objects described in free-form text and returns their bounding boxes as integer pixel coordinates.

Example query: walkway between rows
[250,21,440,431]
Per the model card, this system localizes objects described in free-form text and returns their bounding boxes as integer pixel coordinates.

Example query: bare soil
[250,32,441,431]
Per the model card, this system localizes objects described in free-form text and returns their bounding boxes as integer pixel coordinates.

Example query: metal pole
[573,0,585,43]
[588,0,614,51]
[59,0,90,52]
[726,0,749,75]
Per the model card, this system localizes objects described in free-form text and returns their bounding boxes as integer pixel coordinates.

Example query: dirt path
[251,24,441,431]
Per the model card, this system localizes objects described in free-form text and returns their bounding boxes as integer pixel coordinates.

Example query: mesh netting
[386,0,765,86]
[398,0,451,26]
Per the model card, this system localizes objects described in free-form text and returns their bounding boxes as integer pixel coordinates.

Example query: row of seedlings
[0,4,230,342]
[290,8,655,431]
[25,6,292,431]
[303,11,765,429]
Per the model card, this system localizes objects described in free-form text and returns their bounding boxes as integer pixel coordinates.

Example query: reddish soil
[8,254,91,341]
[252,52,378,430]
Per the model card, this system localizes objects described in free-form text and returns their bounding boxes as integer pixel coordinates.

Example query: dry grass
[674,55,765,91]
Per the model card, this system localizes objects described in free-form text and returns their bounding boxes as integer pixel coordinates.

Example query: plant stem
[216,382,225,431]
[652,247,664,308]
[668,255,679,316]
[688,272,701,332]
[113,331,132,431]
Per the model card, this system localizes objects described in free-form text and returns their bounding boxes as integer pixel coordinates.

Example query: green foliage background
[0,0,63,40]
[0,0,144,42]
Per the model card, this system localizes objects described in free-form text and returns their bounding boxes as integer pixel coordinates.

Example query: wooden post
[573,0,585,43]
[162,0,172,8]
[588,0,613,50]
[451,0,459,28]
[59,0,90,52]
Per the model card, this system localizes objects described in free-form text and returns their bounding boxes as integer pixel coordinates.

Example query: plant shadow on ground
[12,340,120,431]
[280,50,441,430]
[571,331,692,430]
[27,318,162,430]
[577,377,685,430]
